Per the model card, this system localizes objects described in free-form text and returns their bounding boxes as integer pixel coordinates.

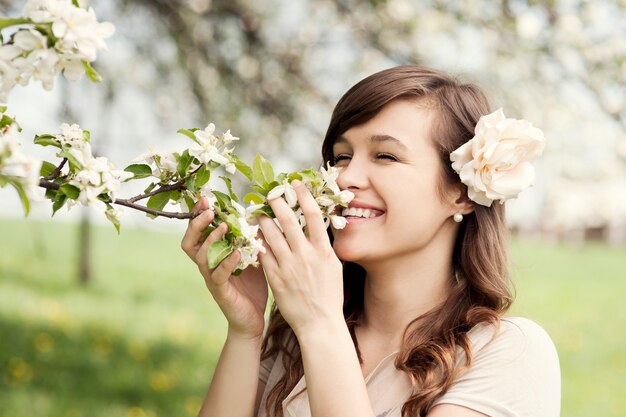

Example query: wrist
[226,327,264,348]
[294,315,349,346]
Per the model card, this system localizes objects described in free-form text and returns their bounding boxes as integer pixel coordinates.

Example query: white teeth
[341,207,380,218]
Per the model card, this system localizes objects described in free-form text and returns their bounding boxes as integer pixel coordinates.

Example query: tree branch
[127,180,187,203]
[38,177,201,220]
[43,158,67,181]
[113,198,198,219]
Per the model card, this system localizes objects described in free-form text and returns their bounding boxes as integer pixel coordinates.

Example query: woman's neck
[357,243,454,346]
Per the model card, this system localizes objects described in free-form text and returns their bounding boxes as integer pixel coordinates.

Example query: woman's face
[330,99,460,264]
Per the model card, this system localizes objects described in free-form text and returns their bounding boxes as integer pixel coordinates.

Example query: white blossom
[56,122,87,149]
[235,217,266,270]
[0,123,43,199]
[222,130,239,144]
[67,141,132,209]
[132,145,178,180]
[267,181,298,207]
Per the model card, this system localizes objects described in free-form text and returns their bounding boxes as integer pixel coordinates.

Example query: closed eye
[332,153,399,164]
[333,154,351,164]
[376,153,398,161]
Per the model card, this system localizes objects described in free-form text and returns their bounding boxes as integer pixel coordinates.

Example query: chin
[332,239,367,263]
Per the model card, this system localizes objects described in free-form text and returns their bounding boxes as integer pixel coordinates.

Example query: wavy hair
[261,65,513,417]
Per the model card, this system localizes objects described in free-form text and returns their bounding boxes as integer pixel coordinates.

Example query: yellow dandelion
[149,371,174,392]
[126,341,148,361]
[126,406,146,417]
[8,357,33,383]
[33,332,55,353]
[184,396,202,415]
[91,335,113,357]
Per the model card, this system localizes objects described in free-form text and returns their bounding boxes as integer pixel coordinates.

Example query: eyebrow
[334,134,410,151]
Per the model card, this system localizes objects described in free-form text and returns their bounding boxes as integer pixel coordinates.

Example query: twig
[38,178,201,220]
[42,158,67,181]
[39,178,60,190]
[114,198,198,219]
[127,180,186,203]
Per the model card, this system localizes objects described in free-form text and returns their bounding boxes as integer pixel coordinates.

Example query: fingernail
[291,180,302,187]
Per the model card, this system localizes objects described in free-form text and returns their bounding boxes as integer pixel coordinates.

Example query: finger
[181,208,215,255]
[195,222,228,269]
[291,180,328,245]
[257,231,279,281]
[191,197,208,214]
[210,250,241,287]
[267,195,307,252]
[258,215,292,262]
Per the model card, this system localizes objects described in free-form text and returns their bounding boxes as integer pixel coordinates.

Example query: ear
[447,183,474,216]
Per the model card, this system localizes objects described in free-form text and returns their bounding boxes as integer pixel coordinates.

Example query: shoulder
[430,316,561,417]
[468,316,559,361]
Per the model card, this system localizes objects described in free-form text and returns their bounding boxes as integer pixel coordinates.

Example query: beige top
[257,317,560,417]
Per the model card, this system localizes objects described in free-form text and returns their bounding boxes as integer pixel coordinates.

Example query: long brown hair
[261,65,513,417]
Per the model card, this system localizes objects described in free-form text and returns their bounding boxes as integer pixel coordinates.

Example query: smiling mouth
[341,207,385,219]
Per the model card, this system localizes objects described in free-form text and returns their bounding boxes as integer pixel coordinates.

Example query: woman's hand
[258,180,344,336]
[181,198,268,340]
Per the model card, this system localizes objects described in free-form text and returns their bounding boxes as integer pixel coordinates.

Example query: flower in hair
[450,108,545,207]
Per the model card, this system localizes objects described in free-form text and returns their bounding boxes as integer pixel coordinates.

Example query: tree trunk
[78,209,92,285]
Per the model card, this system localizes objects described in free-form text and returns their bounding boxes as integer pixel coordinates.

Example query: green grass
[1,218,625,416]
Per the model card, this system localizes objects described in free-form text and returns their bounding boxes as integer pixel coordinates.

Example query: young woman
[181,65,561,417]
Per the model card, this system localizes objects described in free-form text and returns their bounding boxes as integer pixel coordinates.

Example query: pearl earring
[453,213,463,223]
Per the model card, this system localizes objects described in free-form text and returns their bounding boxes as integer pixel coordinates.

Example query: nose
[335,156,368,192]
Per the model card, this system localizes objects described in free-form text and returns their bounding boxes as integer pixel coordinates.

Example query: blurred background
[1,0,625,416]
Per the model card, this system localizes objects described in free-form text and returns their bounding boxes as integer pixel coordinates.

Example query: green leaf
[185,175,197,193]
[252,154,265,186]
[177,149,192,177]
[61,148,84,170]
[212,191,231,210]
[207,240,234,269]
[232,155,253,181]
[34,134,60,148]
[250,205,274,218]
[82,61,102,82]
[0,18,31,31]
[1,114,17,129]
[251,184,268,196]
[266,180,280,191]
[60,184,80,199]
[7,179,30,216]
[52,193,67,215]
[194,164,211,189]
[45,188,57,200]
[71,0,80,7]
[40,161,57,177]
[225,214,242,237]
[82,129,91,143]
[201,224,217,240]
[177,128,199,143]
[147,191,171,214]
[184,195,196,213]
[105,206,121,234]
[219,176,238,202]
[243,193,264,204]
[124,164,153,180]
[261,157,275,185]
[143,182,157,194]
[298,169,318,181]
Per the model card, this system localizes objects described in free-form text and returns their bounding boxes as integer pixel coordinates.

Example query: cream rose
[450,108,546,207]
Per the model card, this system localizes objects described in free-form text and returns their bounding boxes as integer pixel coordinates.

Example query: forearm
[296,319,376,417]
[198,330,263,417]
